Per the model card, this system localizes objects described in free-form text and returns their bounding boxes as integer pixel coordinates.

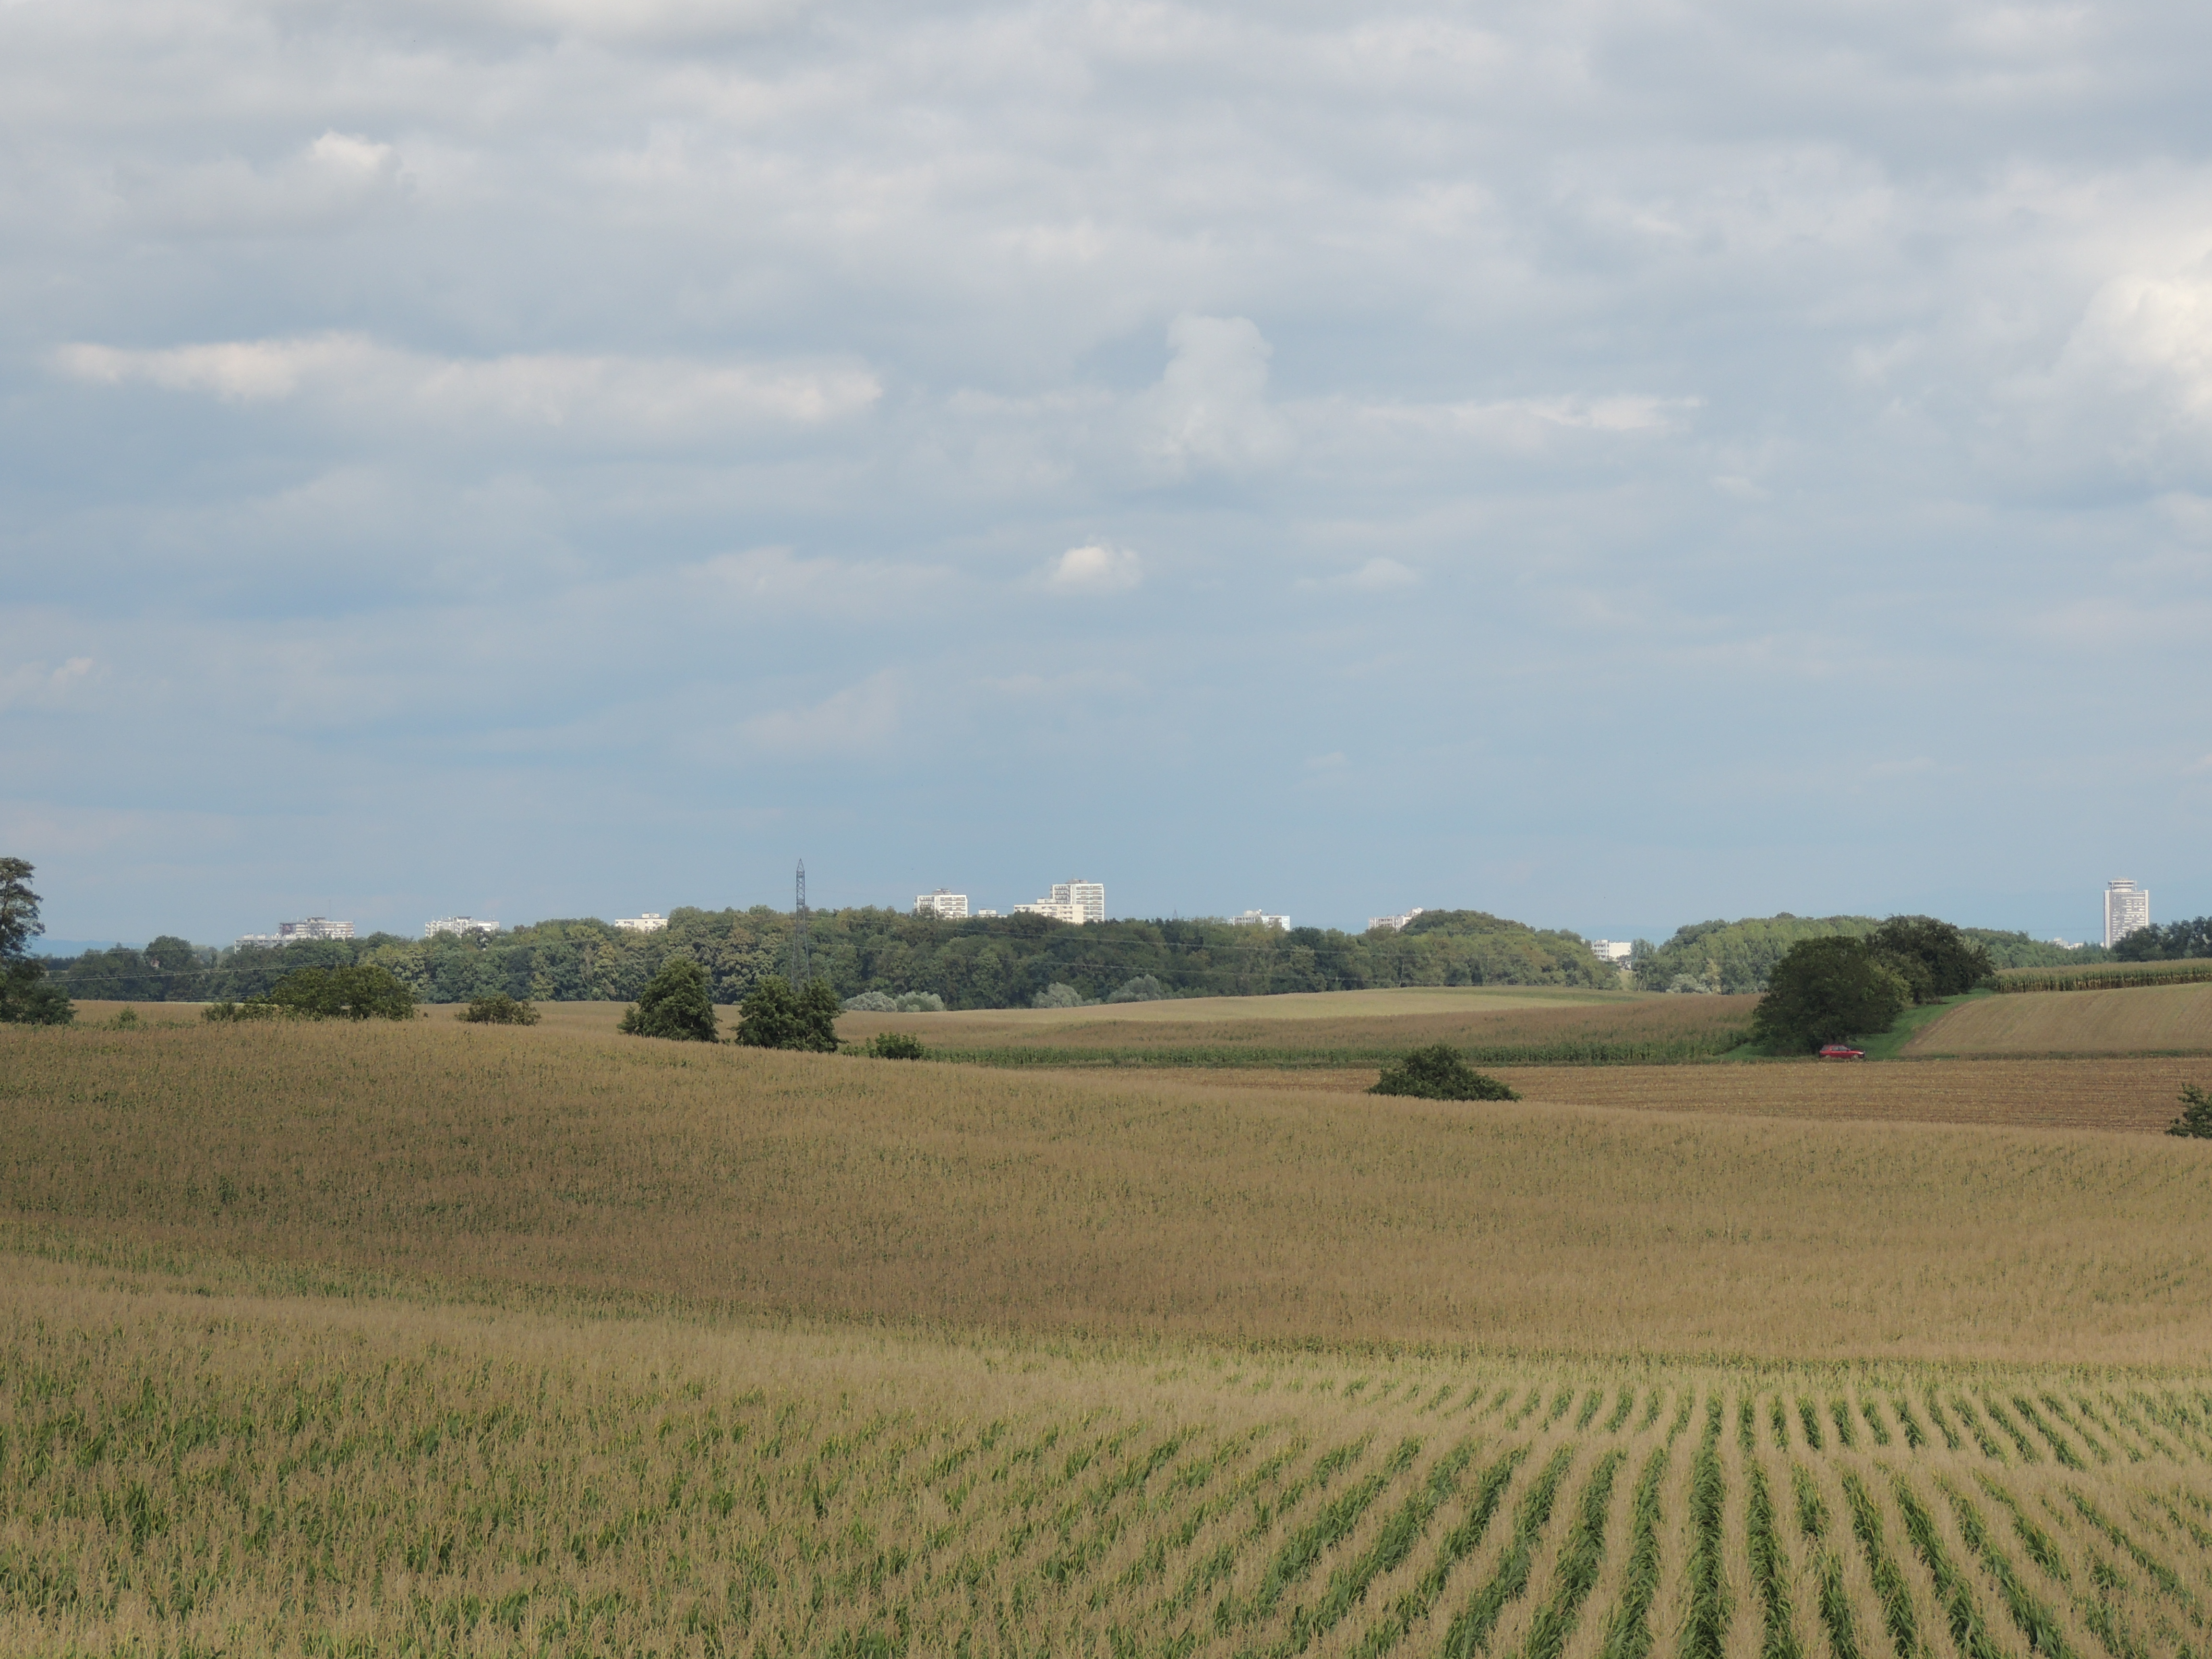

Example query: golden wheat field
[7,1019,2212,1361]
[9,1001,2212,1656]
[1905,984,2212,1058]
[4,1249,2211,1659]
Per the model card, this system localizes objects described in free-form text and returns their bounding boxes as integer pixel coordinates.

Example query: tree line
[43,905,1622,1009]
[1631,913,2104,994]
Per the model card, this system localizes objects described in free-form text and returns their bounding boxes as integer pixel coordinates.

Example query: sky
[4,0,2211,948]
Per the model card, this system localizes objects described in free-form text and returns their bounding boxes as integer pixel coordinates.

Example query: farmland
[7,996,2212,1655]
[1905,982,2212,1058]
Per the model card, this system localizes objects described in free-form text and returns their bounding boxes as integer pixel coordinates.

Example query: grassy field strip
[1905,982,2212,1057]
[1551,1432,1647,1659]
[1344,1443,1529,1659]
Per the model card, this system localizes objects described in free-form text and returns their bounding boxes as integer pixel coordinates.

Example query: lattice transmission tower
[791,859,811,984]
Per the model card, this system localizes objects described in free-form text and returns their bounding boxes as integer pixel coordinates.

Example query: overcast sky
[5,0,2211,947]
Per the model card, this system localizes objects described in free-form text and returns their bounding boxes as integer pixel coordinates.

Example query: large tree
[1867,915,1995,1003]
[0,857,73,1026]
[735,974,840,1051]
[1749,936,1911,1053]
[619,956,719,1042]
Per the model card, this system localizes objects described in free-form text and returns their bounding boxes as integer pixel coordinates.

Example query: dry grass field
[11,997,2212,1656]
[1197,1055,2212,1133]
[6,1019,2212,1364]
[832,988,1759,1067]
[1906,983,2212,1058]
[3,1251,2210,1658]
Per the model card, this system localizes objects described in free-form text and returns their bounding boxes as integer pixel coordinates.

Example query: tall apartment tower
[1053,881,1106,924]
[2104,878,2151,948]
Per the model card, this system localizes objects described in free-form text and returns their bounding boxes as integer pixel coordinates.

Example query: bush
[618,957,717,1042]
[1106,974,1168,1003]
[866,1031,927,1059]
[1748,937,1910,1053]
[2169,1083,2212,1139]
[458,993,541,1025]
[735,974,840,1051]
[210,965,417,1022]
[896,991,946,1012]
[1370,1043,1519,1101]
[843,991,899,1012]
[1032,982,1086,1009]
[0,961,74,1025]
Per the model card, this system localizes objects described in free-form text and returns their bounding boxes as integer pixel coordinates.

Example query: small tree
[2168,1083,2212,1139]
[867,1031,926,1059]
[1370,1043,1519,1101]
[1106,974,1168,1003]
[1032,982,1085,1009]
[1749,937,1910,1053]
[458,993,540,1025]
[735,974,839,1051]
[619,957,718,1042]
[0,857,73,1026]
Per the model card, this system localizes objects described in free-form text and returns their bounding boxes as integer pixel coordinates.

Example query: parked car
[1817,1044,1865,1060]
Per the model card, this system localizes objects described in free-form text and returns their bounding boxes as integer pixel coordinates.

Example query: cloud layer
[5,0,2212,940]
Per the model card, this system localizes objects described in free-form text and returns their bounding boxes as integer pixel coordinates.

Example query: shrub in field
[458,993,540,1025]
[2167,1083,2212,1139]
[1107,974,1169,1003]
[1370,1043,1518,1100]
[844,990,899,1011]
[1750,937,1910,1053]
[206,964,417,1022]
[896,990,945,1011]
[734,973,839,1050]
[867,1031,927,1059]
[1033,982,1087,1009]
[0,856,72,1026]
[619,956,718,1042]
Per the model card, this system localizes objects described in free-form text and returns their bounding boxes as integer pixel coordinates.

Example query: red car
[1818,1044,1865,1060]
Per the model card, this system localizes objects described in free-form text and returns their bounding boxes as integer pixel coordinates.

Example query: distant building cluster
[915,890,968,919]
[424,916,498,938]
[1367,907,1426,933]
[613,913,669,934]
[1230,910,1290,930]
[1587,939,1634,964]
[2104,879,2150,948]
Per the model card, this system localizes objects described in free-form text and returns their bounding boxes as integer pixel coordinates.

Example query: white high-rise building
[2104,879,2151,948]
[613,912,668,934]
[1015,879,1106,924]
[1587,939,1634,964]
[1367,907,1426,933]
[424,916,498,938]
[278,916,354,940]
[915,890,969,919]
[1231,910,1290,930]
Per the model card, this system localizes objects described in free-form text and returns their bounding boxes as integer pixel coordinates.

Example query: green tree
[1369,1043,1519,1101]
[0,857,74,1026]
[866,1031,926,1059]
[263,964,418,1020]
[1868,915,1994,1003]
[2168,1083,2212,1139]
[619,956,718,1042]
[733,974,839,1050]
[457,993,540,1025]
[1748,937,1910,1053]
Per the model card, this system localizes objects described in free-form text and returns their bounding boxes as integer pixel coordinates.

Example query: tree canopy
[1865,915,1995,1003]
[1635,913,2082,994]
[2116,917,2212,962]
[619,957,718,1042]
[734,974,840,1050]
[1369,1043,1519,1101]
[0,857,74,1026]
[1747,937,1911,1052]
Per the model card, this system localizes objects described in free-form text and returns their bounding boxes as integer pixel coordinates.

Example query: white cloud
[0,657,96,712]
[740,671,903,756]
[54,336,880,436]
[1137,315,1293,477]
[1046,543,1142,592]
